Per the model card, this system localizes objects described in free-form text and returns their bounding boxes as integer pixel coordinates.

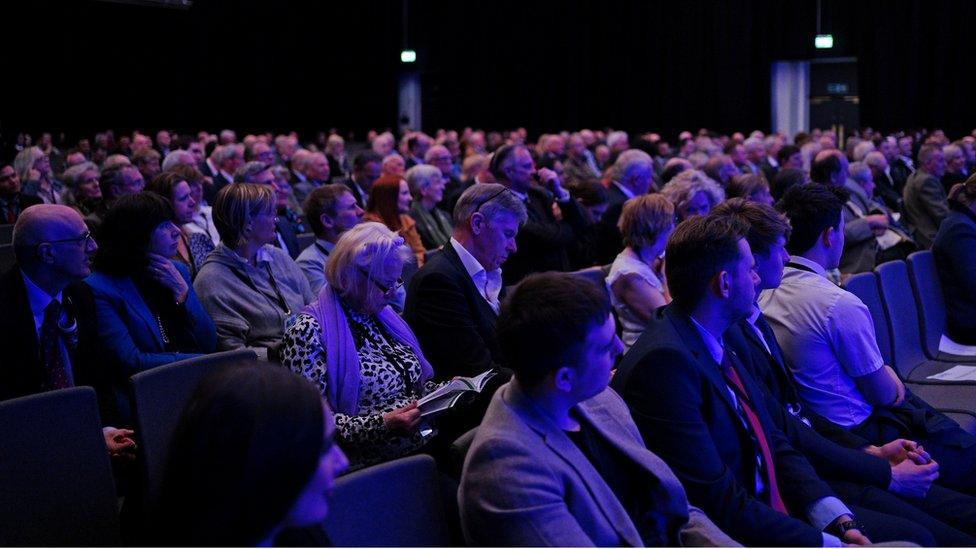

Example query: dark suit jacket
[503,186,587,284]
[0,267,118,425]
[342,177,369,210]
[760,158,779,184]
[204,171,232,205]
[403,242,503,380]
[933,201,976,345]
[612,304,835,546]
[890,157,913,195]
[724,319,891,489]
[903,168,949,249]
[594,183,629,265]
[275,217,301,259]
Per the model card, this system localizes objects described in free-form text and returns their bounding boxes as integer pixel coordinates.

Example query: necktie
[40,300,70,390]
[721,351,789,514]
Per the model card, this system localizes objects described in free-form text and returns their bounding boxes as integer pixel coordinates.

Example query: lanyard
[315,242,331,257]
[227,262,292,316]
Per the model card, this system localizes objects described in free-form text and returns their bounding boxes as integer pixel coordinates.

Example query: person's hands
[865,214,889,236]
[148,253,189,304]
[873,438,930,464]
[536,167,569,201]
[383,401,421,434]
[102,427,137,461]
[831,515,871,546]
[888,458,939,498]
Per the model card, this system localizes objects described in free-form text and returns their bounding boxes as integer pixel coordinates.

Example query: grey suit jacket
[903,169,949,249]
[459,382,738,547]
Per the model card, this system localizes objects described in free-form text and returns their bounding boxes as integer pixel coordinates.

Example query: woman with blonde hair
[364,174,425,264]
[14,146,61,204]
[660,169,725,221]
[606,194,675,350]
[193,183,314,361]
[281,221,442,469]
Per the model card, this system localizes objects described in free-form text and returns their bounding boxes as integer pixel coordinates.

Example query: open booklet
[417,369,499,418]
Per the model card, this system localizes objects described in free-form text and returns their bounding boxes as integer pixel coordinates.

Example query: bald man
[0,205,134,458]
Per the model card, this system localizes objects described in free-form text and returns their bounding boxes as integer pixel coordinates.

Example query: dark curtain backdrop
[1,0,974,144]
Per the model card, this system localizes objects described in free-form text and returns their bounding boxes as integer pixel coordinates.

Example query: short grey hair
[612,149,653,181]
[405,164,442,198]
[233,161,271,183]
[943,144,963,162]
[661,170,725,210]
[161,150,196,171]
[743,137,764,154]
[849,161,872,183]
[864,151,887,168]
[453,183,528,228]
[852,140,876,162]
[62,162,99,187]
[212,144,243,165]
[606,131,629,150]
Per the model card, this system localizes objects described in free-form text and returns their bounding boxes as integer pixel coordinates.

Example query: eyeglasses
[41,231,94,247]
[357,266,403,295]
[475,187,510,213]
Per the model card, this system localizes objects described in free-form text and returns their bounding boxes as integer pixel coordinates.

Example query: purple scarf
[302,284,434,415]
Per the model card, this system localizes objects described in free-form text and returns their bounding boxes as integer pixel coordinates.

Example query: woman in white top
[606,194,675,350]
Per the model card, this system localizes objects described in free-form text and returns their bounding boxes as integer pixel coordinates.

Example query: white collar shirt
[450,238,502,314]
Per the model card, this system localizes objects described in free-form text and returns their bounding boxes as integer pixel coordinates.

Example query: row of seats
[0,347,465,546]
[845,250,976,434]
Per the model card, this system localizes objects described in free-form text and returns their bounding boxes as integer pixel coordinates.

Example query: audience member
[903,144,948,248]
[380,153,406,177]
[459,272,737,546]
[726,173,774,206]
[204,144,244,203]
[171,164,219,255]
[406,164,453,250]
[606,194,674,350]
[424,144,461,202]
[15,146,62,204]
[489,144,586,284]
[87,164,145,233]
[716,198,976,545]
[932,177,976,346]
[613,213,933,546]
[86,192,216,422]
[703,154,740,188]
[771,167,809,201]
[194,183,314,361]
[281,222,439,469]
[595,149,655,264]
[0,163,42,223]
[132,148,162,182]
[847,161,916,267]
[233,161,302,258]
[760,183,976,494]
[292,152,330,202]
[942,144,968,195]
[660,169,724,221]
[60,162,102,217]
[296,184,364,294]
[146,170,212,276]
[344,150,383,209]
[154,362,347,546]
[325,134,349,182]
[864,149,903,211]
[364,174,425,265]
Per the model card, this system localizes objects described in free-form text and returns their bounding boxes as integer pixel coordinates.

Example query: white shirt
[183,205,220,246]
[758,255,883,427]
[450,238,502,314]
[21,271,74,385]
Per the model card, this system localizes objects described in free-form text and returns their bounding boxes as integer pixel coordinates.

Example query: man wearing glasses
[0,204,136,460]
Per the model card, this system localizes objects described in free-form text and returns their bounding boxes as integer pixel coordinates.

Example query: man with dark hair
[459,272,735,547]
[761,183,976,495]
[0,164,42,223]
[489,144,586,284]
[405,134,431,169]
[344,151,382,210]
[613,213,934,546]
[776,144,804,171]
[86,164,145,234]
[715,198,976,544]
[295,184,364,293]
[903,144,949,248]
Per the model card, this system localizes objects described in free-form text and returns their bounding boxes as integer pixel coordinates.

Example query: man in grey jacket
[459,272,737,547]
[903,144,949,249]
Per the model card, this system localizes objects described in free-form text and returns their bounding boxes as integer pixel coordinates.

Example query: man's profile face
[47,212,98,281]
[475,211,519,272]
[571,313,623,402]
[753,236,789,292]
[331,192,364,233]
[728,238,760,320]
[0,165,22,195]
[926,151,946,178]
[118,167,145,197]
[504,148,535,192]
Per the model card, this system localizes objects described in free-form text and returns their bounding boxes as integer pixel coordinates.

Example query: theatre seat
[906,251,976,363]
[0,387,121,546]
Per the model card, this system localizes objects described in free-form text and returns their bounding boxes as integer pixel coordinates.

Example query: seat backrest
[0,387,121,546]
[875,260,927,377]
[130,349,256,505]
[907,250,946,360]
[843,271,893,367]
[323,454,453,546]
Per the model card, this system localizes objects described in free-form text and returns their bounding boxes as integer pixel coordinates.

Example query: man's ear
[36,242,55,264]
[821,225,834,248]
[319,213,335,231]
[713,270,731,299]
[552,366,575,393]
[470,212,485,235]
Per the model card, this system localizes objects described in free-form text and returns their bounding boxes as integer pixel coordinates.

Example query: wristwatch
[835,519,866,537]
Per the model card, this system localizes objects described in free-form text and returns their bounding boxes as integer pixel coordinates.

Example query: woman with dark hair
[364,174,425,265]
[147,170,211,277]
[86,192,216,420]
[154,362,348,546]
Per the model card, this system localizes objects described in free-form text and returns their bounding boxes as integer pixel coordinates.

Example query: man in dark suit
[341,151,382,210]
[714,198,976,544]
[0,164,42,224]
[405,183,527,380]
[594,149,655,264]
[490,145,587,284]
[612,214,934,546]
[204,144,243,204]
[1,204,134,459]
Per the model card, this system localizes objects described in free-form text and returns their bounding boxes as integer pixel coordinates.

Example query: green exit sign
[815,34,834,49]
